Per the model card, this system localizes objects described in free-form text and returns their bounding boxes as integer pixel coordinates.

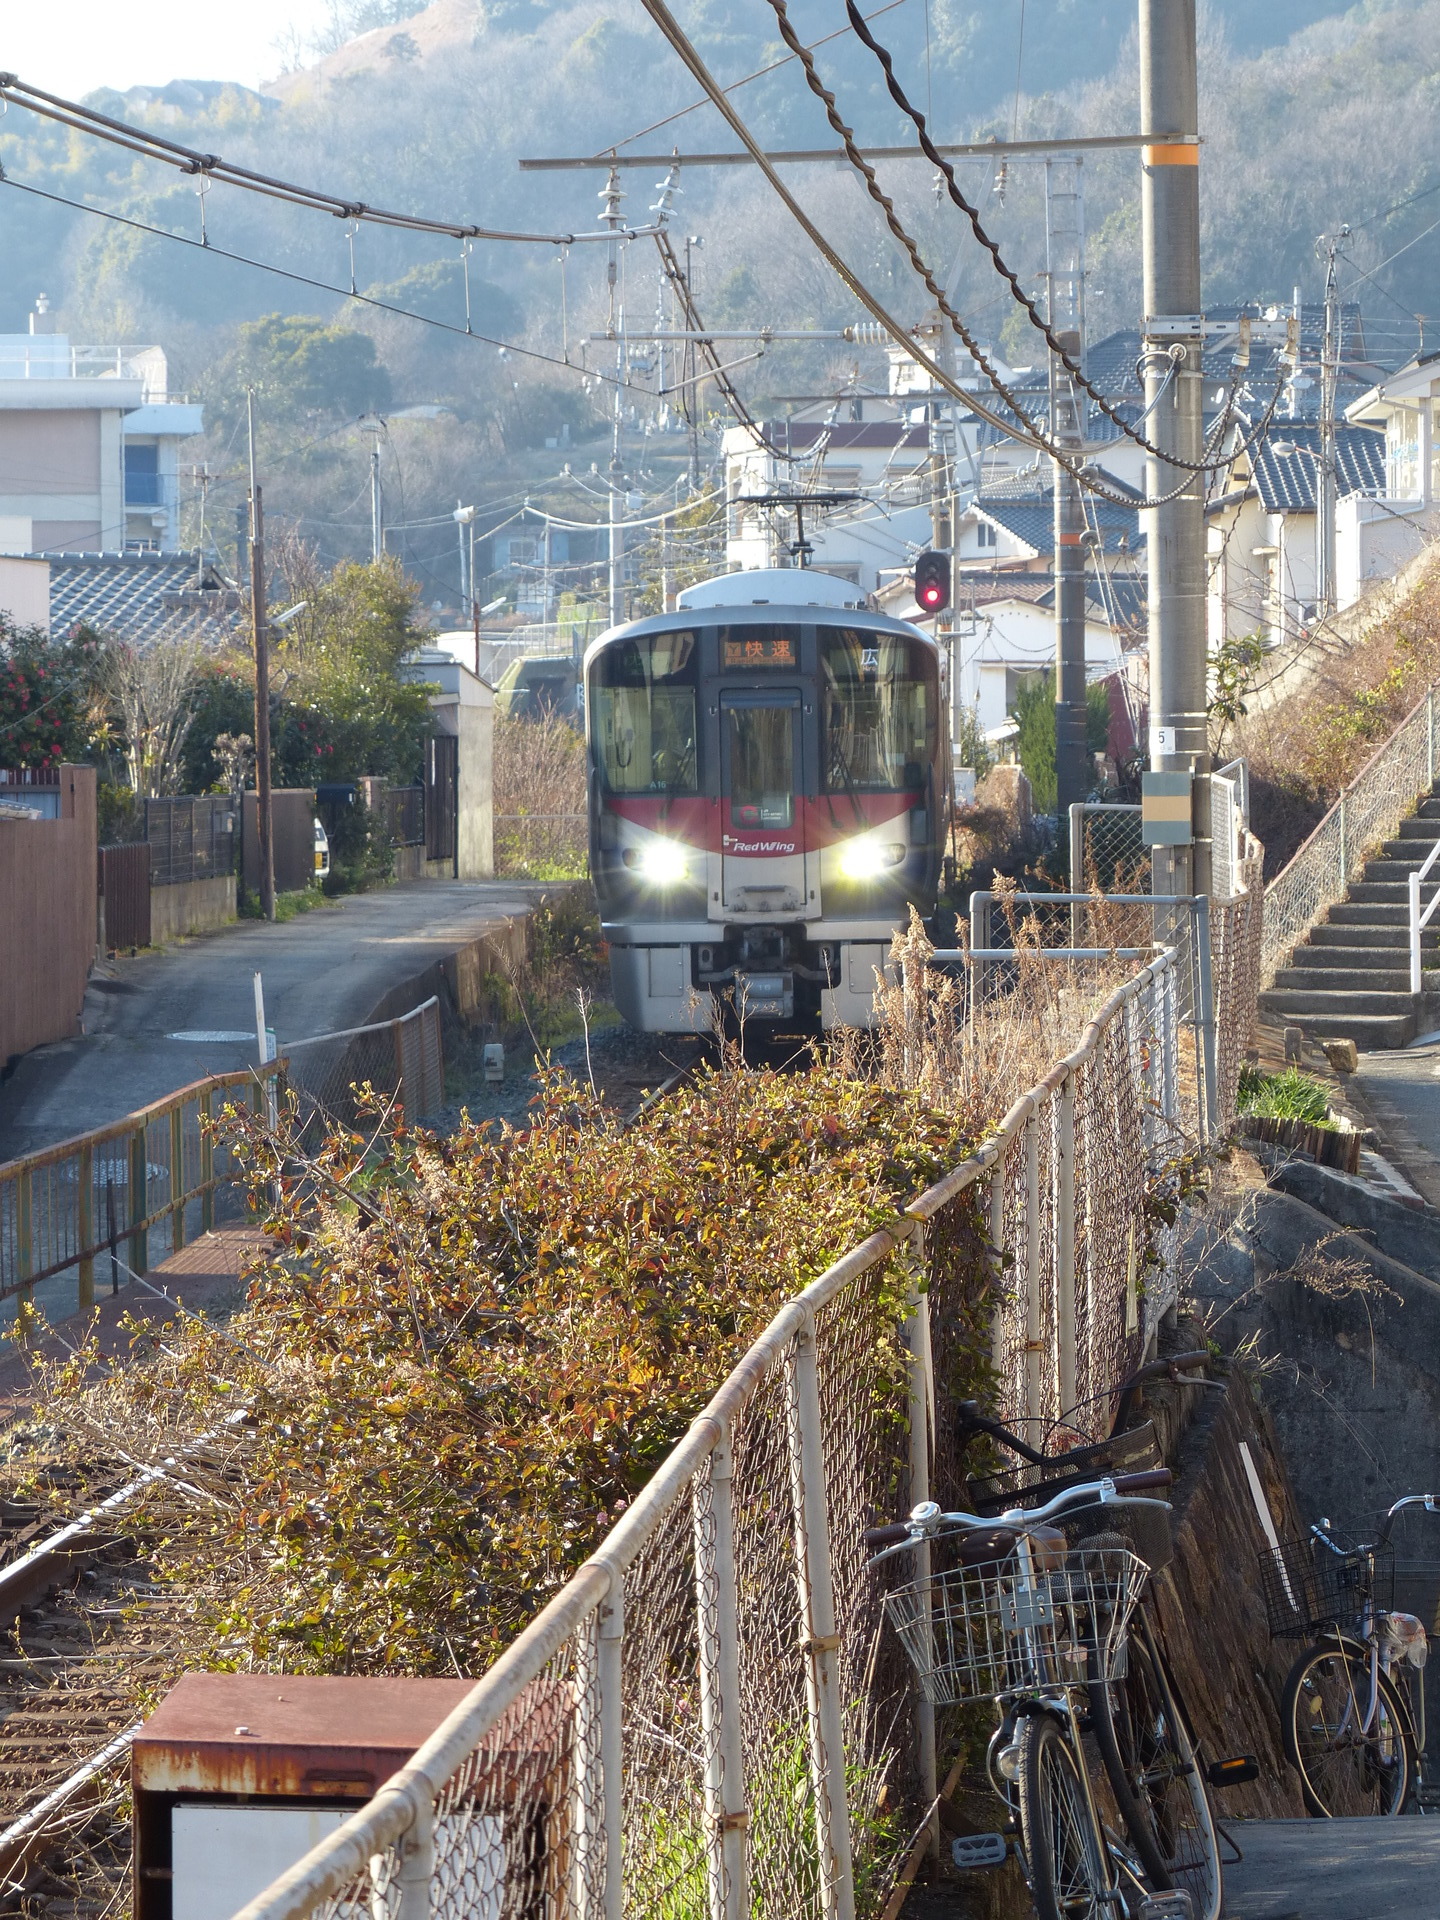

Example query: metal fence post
[1023,1111,1042,1427]
[200,1089,215,1234]
[1069,801,1086,949]
[786,1310,857,1920]
[393,1014,409,1118]
[128,1123,148,1277]
[988,1164,1006,1386]
[599,1578,625,1920]
[15,1166,33,1324]
[392,1786,434,1920]
[570,1614,603,1920]
[1055,1074,1077,1422]
[169,1104,186,1257]
[695,1437,748,1920]
[77,1142,94,1314]
[1338,789,1348,885]
[1429,689,1436,791]
[1194,897,1220,1145]
[902,1232,938,1864]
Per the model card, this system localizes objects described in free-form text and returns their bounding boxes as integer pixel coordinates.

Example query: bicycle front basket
[1259,1537,1391,1638]
[881,1547,1149,1707]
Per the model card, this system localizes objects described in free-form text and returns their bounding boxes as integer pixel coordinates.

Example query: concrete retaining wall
[149,875,235,945]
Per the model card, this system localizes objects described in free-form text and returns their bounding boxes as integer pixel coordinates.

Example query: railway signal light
[914,549,950,615]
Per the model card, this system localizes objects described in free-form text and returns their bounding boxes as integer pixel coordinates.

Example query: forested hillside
[0,0,1433,568]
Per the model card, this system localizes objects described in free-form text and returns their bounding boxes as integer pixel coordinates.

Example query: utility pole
[603,167,627,627]
[1047,157,1090,826]
[1140,0,1210,896]
[246,390,275,923]
[684,236,702,491]
[1316,228,1347,620]
[370,440,383,561]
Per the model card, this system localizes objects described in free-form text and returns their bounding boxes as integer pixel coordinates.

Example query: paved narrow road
[1350,1037,1440,1207]
[1224,1815,1440,1917]
[0,880,547,1161]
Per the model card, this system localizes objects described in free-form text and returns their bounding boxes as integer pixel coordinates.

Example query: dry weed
[492,710,587,876]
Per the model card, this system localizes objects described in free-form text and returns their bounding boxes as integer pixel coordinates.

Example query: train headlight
[839,840,907,881]
[628,840,689,885]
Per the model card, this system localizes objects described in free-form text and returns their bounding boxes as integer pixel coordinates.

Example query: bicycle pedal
[1136,1895,1193,1920]
[950,1833,1008,1870]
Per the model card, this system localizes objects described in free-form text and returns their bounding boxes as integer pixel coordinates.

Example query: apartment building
[0,298,203,556]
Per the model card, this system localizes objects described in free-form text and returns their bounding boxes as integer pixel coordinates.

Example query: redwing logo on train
[722,834,796,853]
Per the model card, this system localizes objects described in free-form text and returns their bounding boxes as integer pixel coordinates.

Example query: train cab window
[592,631,699,794]
[723,696,796,829]
[819,629,934,792]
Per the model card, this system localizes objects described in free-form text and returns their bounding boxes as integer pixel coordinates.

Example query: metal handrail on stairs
[1409,838,1440,994]
[1263,685,1440,985]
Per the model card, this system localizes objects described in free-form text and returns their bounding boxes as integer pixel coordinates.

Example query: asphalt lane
[1223,1816,1440,1918]
[1351,1039,1440,1207]
[0,880,548,1160]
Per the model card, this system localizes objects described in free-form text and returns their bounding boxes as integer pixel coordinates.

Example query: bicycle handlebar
[1111,1350,1216,1436]
[865,1469,1174,1564]
[1310,1493,1440,1558]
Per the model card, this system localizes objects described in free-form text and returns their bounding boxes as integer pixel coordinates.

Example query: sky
[3,3,335,98]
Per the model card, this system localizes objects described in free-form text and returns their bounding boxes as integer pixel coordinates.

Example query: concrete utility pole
[1140,0,1210,896]
[1047,157,1090,825]
[603,167,626,628]
[1316,229,1347,620]
[246,390,275,923]
[370,441,383,561]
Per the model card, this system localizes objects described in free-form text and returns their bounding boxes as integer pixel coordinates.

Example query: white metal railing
[1409,841,1440,994]
[228,923,1266,1920]
[1262,684,1440,984]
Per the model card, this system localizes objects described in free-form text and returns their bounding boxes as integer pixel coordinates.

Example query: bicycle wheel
[1283,1640,1414,1816]
[1019,1713,1110,1920]
[1088,1614,1223,1920]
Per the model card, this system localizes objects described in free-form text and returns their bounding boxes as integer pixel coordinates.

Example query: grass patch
[1238,1064,1334,1128]
[240,886,332,922]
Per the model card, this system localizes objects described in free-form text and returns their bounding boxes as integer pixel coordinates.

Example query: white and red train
[585,568,948,1031]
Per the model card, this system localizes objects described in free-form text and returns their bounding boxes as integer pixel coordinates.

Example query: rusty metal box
[132,1672,474,1920]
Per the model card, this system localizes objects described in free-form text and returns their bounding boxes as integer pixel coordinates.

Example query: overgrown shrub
[41,1062,984,1675]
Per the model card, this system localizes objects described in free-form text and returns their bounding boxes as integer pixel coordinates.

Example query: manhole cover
[168,1031,256,1043]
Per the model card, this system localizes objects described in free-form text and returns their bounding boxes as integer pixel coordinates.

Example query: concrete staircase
[1259,789,1440,1049]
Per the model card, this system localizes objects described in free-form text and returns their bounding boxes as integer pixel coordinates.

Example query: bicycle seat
[957,1523,1067,1572]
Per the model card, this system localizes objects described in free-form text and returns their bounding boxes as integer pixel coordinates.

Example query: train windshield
[592,631,699,794]
[819,629,934,792]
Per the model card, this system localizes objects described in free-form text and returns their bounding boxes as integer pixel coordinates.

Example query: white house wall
[953,599,1124,734]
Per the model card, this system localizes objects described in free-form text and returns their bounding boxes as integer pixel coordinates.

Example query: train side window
[591,631,699,795]
[819,629,935,792]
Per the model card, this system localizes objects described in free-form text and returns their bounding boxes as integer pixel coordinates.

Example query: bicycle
[944,1357,1232,1920]
[867,1469,1179,1920]
[1264,1497,1439,1817]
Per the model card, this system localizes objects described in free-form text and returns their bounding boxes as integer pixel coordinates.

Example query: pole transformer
[1140,0,1210,896]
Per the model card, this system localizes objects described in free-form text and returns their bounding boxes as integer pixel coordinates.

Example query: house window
[976,521,997,549]
[504,538,538,569]
[124,443,160,507]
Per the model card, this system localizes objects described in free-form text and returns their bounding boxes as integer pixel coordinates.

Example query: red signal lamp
[914,549,951,614]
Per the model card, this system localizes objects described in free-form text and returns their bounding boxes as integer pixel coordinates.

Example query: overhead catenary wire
[0,172,628,390]
[0,71,605,247]
[687,0,1226,508]
[834,0,1275,477]
[634,0,1145,504]
[606,0,911,154]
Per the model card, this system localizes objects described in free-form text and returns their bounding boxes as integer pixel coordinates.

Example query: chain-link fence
[282,999,445,1139]
[494,812,588,878]
[1262,684,1440,983]
[235,937,1211,1920]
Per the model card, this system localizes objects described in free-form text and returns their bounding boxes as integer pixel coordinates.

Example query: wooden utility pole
[247,390,275,922]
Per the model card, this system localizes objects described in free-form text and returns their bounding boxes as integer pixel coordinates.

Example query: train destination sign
[721,636,797,669]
